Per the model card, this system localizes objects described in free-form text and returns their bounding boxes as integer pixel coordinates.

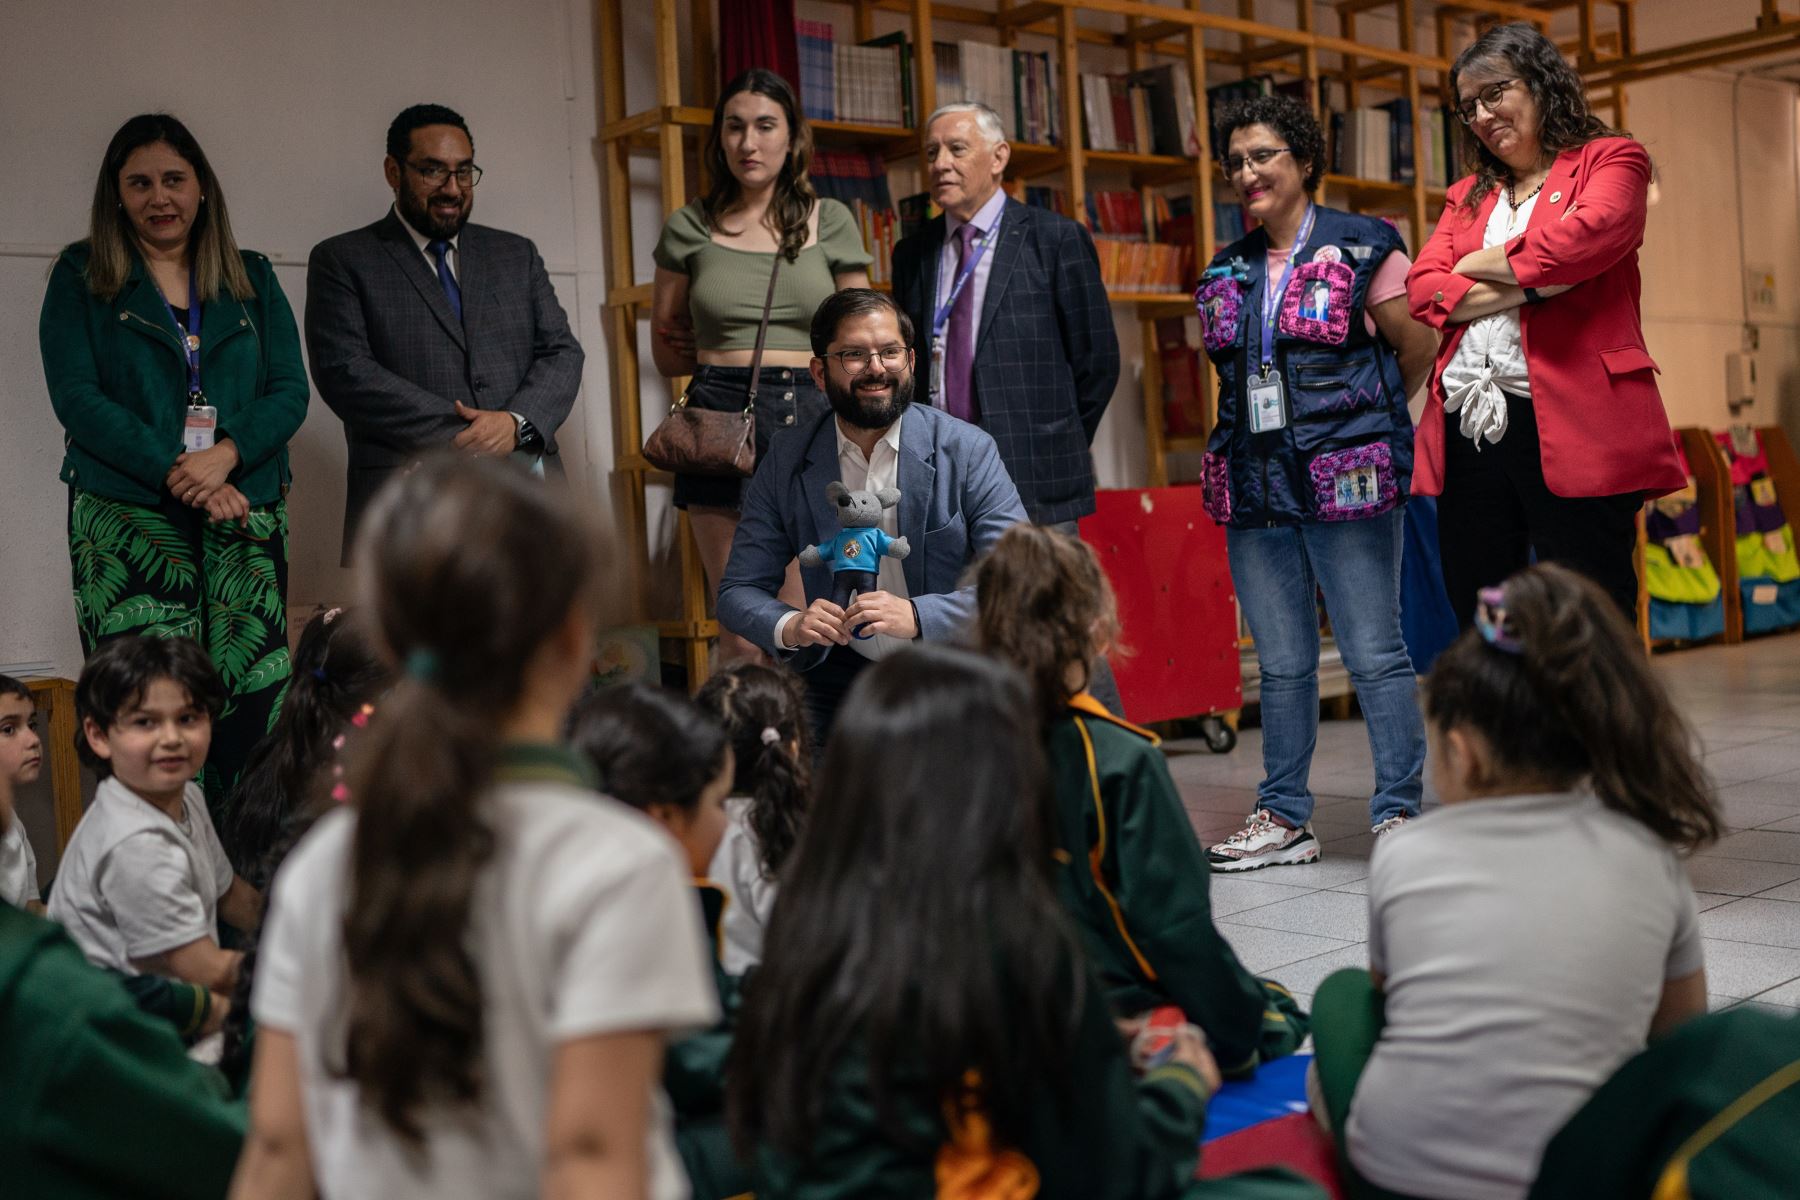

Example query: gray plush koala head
[825,480,900,528]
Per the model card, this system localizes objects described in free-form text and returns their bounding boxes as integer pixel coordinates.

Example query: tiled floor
[1163,635,1800,1016]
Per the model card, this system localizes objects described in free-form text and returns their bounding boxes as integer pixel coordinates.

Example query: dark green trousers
[1310,969,1424,1200]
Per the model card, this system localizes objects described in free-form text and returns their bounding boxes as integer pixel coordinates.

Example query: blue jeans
[1226,509,1425,828]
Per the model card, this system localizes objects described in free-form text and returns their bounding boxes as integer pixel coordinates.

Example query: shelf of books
[599,0,1505,680]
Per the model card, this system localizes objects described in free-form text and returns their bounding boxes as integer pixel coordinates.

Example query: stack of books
[934,41,1062,145]
[812,151,900,283]
[793,22,909,127]
[1082,64,1200,156]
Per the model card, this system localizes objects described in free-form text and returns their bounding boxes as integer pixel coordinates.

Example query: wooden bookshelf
[596,0,1589,681]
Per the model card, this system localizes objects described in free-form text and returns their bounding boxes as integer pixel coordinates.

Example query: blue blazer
[718,402,1027,657]
[891,197,1120,525]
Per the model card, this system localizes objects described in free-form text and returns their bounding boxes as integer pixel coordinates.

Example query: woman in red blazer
[1408,23,1684,625]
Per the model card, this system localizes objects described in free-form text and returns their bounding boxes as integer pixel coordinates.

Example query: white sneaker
[1208,810,1321,872]
[1371,813,1412,837]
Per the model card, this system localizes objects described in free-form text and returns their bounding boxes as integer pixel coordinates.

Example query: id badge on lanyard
[1247,207,1316,436]
[160,267,212,450]
[928,227,992,404]
[929,333,947,403]
[1248,369,1286,434]
[184,398,217,451]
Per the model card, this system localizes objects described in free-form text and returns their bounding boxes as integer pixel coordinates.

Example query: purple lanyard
[932,224,994,339]
[1258,205,1316,372]
[155,267,203,400]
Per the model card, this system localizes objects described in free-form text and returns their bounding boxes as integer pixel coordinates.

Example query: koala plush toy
[799,481,911,639]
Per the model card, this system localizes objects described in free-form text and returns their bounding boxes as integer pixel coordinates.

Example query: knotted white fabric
[1439,188,1540,448]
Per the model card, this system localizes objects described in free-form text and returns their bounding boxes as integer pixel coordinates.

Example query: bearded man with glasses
[305,103,584,562]
[718,289,1027,748]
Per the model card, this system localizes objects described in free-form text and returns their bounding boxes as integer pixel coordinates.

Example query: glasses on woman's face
[405,160,483,188]
[823,344,911,376]
[1456,79,1519,125]
[1223,147,1293,177]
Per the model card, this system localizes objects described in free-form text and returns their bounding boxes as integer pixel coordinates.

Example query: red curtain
[718,0,800,94]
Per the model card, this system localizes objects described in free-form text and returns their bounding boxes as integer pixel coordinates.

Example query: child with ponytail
[1311,563,1721,1200]
[975,523,1307,1076]
[230,456,718,1200]
[695,663,811,974]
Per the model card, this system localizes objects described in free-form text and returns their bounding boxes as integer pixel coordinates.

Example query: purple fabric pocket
[1202,451,1232,523]
[1279,260,1355,345]
[1196,277,1244,352]
[1308,443,1397,521]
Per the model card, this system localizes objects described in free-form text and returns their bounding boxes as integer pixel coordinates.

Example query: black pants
[798,645,872,762]
[1437,391,1641,628]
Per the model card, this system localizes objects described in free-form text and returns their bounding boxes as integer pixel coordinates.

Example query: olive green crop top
[652,198,873,352]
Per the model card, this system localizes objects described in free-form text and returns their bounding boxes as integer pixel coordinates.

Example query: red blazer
[1407,137,1685,499]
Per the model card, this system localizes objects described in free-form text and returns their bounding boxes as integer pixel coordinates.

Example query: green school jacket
[669,880,755,1200]
[0,901,245,1199]
[750,955,1214,1200]
[39,242,309,506]
[1046,696,1307,1077]
[1529,1007,1800,1200]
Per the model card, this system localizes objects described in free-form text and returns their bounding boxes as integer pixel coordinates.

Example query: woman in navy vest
[1197,96,1438,873]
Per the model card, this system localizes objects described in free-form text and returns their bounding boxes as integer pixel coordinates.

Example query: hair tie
[404,648,442,682]
[321,606,344,625]
[1475,587,1523,655]
[760,726,781,747]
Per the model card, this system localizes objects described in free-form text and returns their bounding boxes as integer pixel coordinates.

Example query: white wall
[3,0,1797,681]
[0,0,621,677]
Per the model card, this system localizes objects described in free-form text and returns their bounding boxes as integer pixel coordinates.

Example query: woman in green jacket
[40,114,307,817]
[976,524,1308,1078]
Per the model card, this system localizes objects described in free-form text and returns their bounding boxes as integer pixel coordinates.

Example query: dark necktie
[943,222,982,424]
[429,239,463,323]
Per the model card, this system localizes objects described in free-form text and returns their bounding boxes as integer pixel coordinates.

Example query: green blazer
[0,902,245,1198]
[39,242,309,506]
[1047,696,1307,1077]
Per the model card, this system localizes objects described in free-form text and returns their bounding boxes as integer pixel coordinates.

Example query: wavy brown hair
[700,68,817,262]
[1451,23,1621,215]
[974,524,1123,725]
[1425,564,1720,851]
[337,454,599,1145]
[82,113,254,302]
[696,663,812,877]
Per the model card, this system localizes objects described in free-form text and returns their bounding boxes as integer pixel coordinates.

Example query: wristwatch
[509,412,545,453]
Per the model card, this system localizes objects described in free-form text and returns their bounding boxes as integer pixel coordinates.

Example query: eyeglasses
[1456,79,1519,125]
[1223,147,1293,176]
[405,160,483,188]
[822,344,910,375]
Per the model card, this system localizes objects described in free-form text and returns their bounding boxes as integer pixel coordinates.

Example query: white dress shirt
[930,188,1009,409]
[774,413,912,661]
[396,204,459,280]
[1439,190,1540,446]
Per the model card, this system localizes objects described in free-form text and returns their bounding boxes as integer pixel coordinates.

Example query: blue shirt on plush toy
[815,526,897,573]
[800,482,911,640]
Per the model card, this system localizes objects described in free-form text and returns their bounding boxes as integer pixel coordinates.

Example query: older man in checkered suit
[892,101,1124,710]
[305,103,583,560]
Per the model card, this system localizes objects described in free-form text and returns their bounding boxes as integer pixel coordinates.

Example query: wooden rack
[600,0,1792,683]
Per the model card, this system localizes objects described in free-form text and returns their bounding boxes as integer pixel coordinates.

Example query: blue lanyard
[932,222,996,339]
[1258,205,1316,372]
[155,267,203,400]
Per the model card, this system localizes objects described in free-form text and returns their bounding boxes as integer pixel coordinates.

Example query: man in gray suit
[305,103,583,558]
[719,289,1026,745]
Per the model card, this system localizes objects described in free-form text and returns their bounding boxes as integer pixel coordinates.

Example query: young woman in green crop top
[652,68,871,663]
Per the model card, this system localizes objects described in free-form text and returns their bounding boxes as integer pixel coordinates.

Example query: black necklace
[1506,175,1546,208]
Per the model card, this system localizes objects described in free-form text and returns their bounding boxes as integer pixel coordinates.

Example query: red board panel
[1078,487,1242,725]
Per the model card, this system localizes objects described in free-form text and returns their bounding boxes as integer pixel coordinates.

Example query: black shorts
[672,365,829,511]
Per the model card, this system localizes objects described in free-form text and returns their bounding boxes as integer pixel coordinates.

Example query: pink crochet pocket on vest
[1278,260,1355,345]
[1308,443,1397,521]
[1196,277,1244,353]
[1202,451,1232,523]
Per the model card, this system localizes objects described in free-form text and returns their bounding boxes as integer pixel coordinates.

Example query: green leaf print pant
[67,488,292,824]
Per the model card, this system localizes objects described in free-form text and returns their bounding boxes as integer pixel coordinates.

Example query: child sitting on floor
[0,675,46,913]
[975,523,1307,1076]
[1310,564,1721,1200]
[568,681,747,1200]
[222,606,388,887]
[695,663,811,974]
[49,637,262,1040]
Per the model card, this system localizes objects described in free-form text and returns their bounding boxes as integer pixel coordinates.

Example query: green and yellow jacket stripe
[1046,694,1306,1078]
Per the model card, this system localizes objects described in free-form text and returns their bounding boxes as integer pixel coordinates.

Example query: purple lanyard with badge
[1246,204,1316,435]
[156,267,216,451]
[927,224,994,404]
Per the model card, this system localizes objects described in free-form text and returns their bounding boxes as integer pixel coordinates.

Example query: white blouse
[1440,188,1541,446]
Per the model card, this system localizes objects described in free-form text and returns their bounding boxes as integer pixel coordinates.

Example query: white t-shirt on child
[709,796,778,975]
[1,814,39,908]
[1347,790,1705,1200]
[254,779,720,1200]
[48,778,233,972]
